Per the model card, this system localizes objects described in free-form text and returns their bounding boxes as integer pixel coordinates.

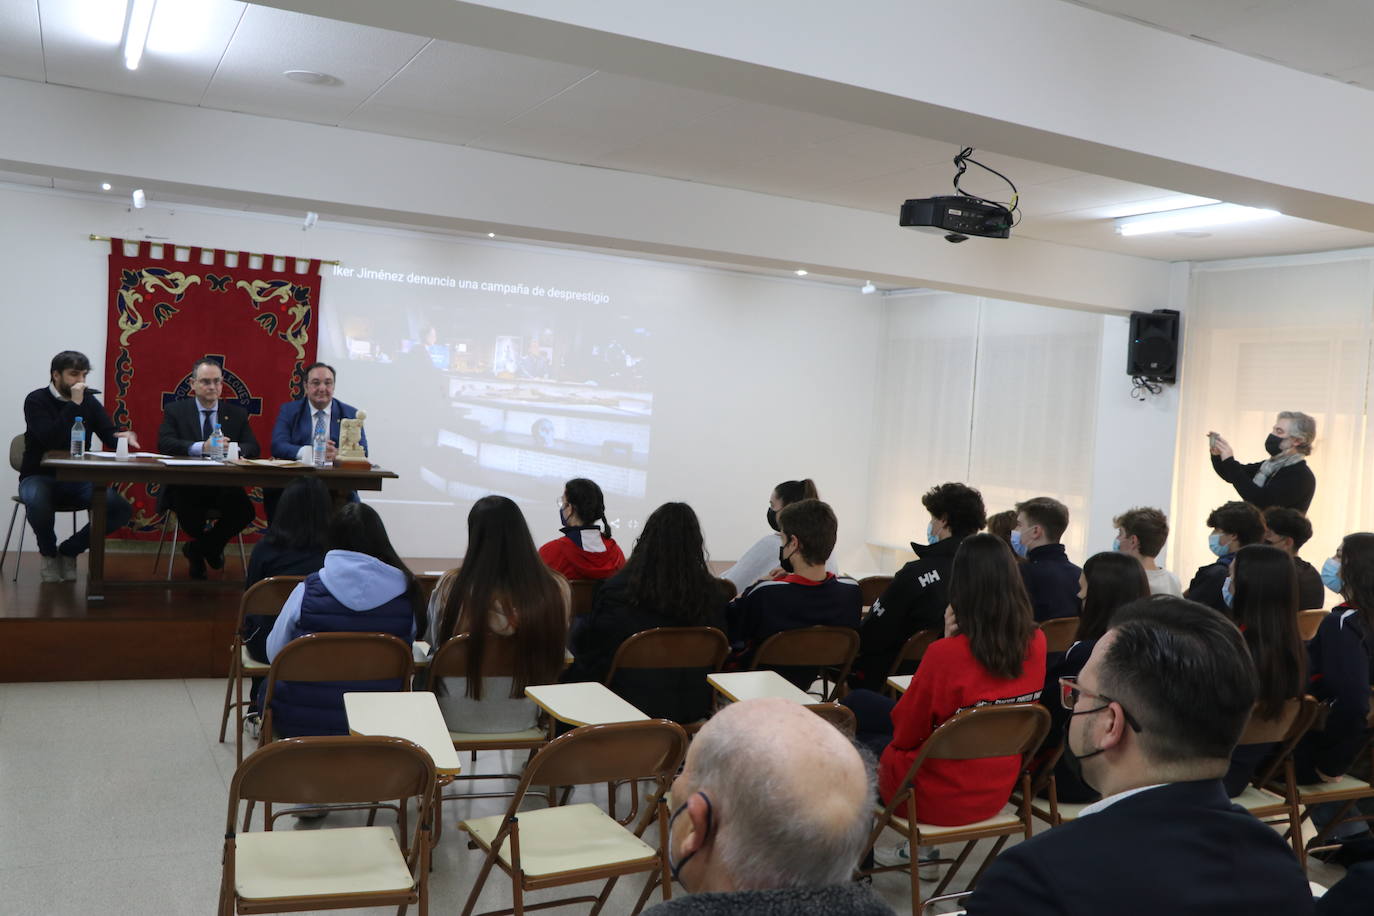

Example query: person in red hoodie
[844,532,1046,877]
[538,477,626,580]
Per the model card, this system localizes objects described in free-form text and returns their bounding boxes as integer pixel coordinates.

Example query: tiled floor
[0,679,1344,915]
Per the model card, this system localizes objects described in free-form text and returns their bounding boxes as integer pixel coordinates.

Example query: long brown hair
[1340,533,1374,635]
[437,496,567,700]
[947,533,1037,679]
[1077,551,1149,643]
[1231,545,1305,720]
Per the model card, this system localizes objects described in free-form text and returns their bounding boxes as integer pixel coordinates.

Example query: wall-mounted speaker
[1127,309,1180,383]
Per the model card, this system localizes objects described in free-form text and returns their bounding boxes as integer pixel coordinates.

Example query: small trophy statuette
[335,410,370,468]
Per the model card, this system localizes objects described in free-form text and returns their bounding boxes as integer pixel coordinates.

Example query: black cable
[1130,375,1164,400]
[951,148,1021,227]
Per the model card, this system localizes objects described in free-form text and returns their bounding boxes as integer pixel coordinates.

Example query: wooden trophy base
[334,456,371,469]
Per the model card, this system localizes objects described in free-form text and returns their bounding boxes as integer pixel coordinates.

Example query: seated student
[843,533,1045,870]
[538,477,625,581]
[1112,506,1182,596]
[1185,500,1265,613]
[726,498,861,683]
[264,503,422,737]
[1264,506,1326,610]
[1222,544,1306,797]
[1038,551,1149,805]
[986,509,1019,558]
[1297,533,1374,850]
[721,478,838,593]
[564,502,727,722]
[1013,496,1081,621]
[851,482,986,689]
[428,495,570,734]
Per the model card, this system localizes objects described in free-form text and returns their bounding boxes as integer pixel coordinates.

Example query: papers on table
[159,458,217,466]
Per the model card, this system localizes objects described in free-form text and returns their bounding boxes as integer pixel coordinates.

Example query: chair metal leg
[152,511,169,572]
[13,506,26,583]
[0,500,20,577]
[235,532,247,572]
[165,515,180,581]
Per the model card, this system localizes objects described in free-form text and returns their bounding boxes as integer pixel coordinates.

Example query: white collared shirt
[48,383,69,402]
[1078,783,1168,818]
[188,400,220,457]
[295,401,333,462]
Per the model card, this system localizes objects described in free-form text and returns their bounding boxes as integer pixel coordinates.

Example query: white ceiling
[5,0,1374,263]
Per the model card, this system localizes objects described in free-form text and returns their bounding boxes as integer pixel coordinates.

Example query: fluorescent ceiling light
[73,0,129,44]
[147,0,230,56]
[794,269,808,276]
[123,0,157,71]
[1098,194,1217,219]
[1116,203,1280,237]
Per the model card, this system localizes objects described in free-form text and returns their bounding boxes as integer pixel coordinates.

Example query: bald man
[645,697,894,915]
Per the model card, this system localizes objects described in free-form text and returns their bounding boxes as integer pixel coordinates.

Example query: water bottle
[70,417,85,459]
[312,420,328,468]
[209,423,226,462]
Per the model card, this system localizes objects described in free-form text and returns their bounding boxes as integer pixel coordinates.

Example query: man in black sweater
[19,351,137,583]
[1014,496,1081,621]
[1263,506,1326,610]
[1185,501,1264,613]
[851,481,985,689]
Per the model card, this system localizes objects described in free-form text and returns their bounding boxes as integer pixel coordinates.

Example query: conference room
[3,1,1374,913]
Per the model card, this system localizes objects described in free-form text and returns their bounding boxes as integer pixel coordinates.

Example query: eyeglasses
[1058,676,1143,732]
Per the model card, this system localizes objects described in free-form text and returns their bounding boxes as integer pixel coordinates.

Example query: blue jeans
[18,476,133,557]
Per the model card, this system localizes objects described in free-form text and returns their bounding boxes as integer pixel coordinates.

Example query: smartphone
[1208,433,1219,448]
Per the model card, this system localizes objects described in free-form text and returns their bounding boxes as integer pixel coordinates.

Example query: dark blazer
[1019,543,1082,622]
[1212,453,1316,512]
[157,398,261,458]
[1185,557,1233,614]
[271,398,366,460]
[965,780,1315,916]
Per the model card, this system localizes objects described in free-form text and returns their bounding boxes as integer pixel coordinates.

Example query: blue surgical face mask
[927,522,939,545]
[1221,576,1234,609]
[1011,529,1028,558]
[1208,533,1229,558]
[1322,557,1344,595]
[1111,537,1121,553]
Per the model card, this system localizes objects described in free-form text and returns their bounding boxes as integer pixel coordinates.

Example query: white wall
[0,183,881,567]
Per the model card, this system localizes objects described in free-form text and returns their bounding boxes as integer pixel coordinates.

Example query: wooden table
[343,691,462,776]
[43,453,397,598]
[707,670,813,704]
[525,682,649,727]
[887,674,913,695]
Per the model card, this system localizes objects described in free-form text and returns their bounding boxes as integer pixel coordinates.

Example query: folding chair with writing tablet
[861,703,1051,914]
[219,735,436,916]
[218,576,305,764]
[1233,696,1320,870]
[1289,689,1374,855]
[884,629,941,697]
[458,719,689,916]
[1037,616,1080,655]
[751,625,860,702]
[858,574,893,611]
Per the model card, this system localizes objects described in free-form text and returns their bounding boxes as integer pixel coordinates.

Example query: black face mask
[766,506,779,532]
[1060,709,1108,792]
[1264,434,1284,456]
[668,792,713,890]
[778,542,795,575]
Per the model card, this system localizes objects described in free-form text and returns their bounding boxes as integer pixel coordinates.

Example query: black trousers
[166,486,255,556]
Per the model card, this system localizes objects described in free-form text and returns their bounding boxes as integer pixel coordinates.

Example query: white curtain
[1174,254,1374,600]
[867,292,1103,565]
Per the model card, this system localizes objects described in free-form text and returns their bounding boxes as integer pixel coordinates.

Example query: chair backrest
[8,434,24,473]
[569,578,599,617]
[911,703,1051,767]
[415,573,442,608]
[237,575,305,630]
[714,577,738,603]
[229,735,435,810]
[517,719,688,791]
[1246,696,1320,788]
[806,702,857,737]
[604,627,730,681]
[263,632,414,703]
[427,632,525,683]
[1297,609,1326,642]
[886,629,941,680]
[753,626,860,672]
[857,575,892,608]
[1038,616,1080,654]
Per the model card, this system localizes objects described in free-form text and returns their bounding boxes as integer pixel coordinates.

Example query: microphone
[84,388,102,395]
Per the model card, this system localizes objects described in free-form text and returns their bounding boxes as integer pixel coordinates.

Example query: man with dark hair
[727,499,861,684]
[1113,506,1181,596]
[158,358,261,579]
[1263,506,1325,610]
[265,361,367,519]
[1014,496,1081,621]
[851,482,986,688]
[966,597,1313,915]
[1185,500,1264,613]
[19,351,138,582]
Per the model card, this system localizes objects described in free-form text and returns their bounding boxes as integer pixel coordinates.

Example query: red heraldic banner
[104,239,322,540]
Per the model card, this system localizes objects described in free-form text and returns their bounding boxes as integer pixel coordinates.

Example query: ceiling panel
[0,0,43,82]
[39,0,245,107]
[0,169,54,188]
[200,3,431,124]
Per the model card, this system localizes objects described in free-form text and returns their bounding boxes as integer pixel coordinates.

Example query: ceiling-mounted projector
[899,196,1012,242]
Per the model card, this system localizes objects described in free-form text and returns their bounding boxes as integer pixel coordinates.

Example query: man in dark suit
[264,361,366,520]
[157,358,260,579]
[965,597,1314,915]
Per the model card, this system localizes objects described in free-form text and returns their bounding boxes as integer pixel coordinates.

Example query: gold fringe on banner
[89,234,340,267]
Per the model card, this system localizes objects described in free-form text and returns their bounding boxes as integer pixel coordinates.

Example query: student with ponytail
[538,477,626,581]
[723,478,838,594]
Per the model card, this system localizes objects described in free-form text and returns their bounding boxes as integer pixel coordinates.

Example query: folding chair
[1290,690,1374,853]
[604,626,730,724]
[458,719,690,916]
[1231,696,1320,869]
[152,506,248,579]
[1038,616,1080,654]
[1297,609,1326,642]
[427,633,554,807]
[1015,743,1092,831]
[862,703,1051,913]
[250,632,415,830]
[1,434,85,582]
[713,577,738,603]
[219,735,436,916]
[569,578,599,617]
[806,702,857,737]
[858,574,893,610]
[751,625,860,701]
[218,575,306,764]
[884,629,941,697]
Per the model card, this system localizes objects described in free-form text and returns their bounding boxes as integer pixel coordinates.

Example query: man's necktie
[313,411,326,441]
[201,409,212,440]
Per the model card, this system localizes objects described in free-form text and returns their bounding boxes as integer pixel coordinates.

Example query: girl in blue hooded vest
[265,501,422,736]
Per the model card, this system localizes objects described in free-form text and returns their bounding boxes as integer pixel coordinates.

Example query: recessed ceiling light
[487,232,496,238]
[861,280,876,294]
[101,182,112,191]
[283,69,339,86]
[794,269,808,276]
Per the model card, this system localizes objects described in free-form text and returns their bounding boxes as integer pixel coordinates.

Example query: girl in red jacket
[538,477,626,580]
